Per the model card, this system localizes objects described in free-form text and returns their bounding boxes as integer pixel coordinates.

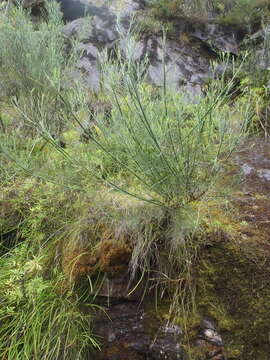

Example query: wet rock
[59,0,144,22]
[145,36,210,92]
[241,25,270,71]
[62,17,212,93]
[195,340,225,360]
[257,168,270,181]
[98,272,145,301]
[61,4,118,91]
[62,12,117,44]
[247,24,270,45]
[94,301,183,360]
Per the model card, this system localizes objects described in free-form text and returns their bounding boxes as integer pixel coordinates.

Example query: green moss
[195,234,270,359]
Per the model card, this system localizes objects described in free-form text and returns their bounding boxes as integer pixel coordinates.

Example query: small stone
[202,328,223,347]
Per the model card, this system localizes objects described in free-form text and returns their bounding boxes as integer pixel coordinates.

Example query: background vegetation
[148,0,270,26]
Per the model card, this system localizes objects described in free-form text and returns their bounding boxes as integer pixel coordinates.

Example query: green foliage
[148,0,212,19]
[0,179,101,359]
[16,28,249,210]
[0,3,252,210]
[0,245,99,360]
[237,83,269,136]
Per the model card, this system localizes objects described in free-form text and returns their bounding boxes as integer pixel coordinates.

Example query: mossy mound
[196,234,270,359]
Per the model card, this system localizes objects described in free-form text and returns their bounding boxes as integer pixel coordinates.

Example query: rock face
[59,0,141,21]
[190,22,240,54]
[61,0,241,93]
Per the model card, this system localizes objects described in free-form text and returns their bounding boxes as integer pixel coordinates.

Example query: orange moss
[61,246,98,283]
[98,239,132,277]
[61,234,132,283]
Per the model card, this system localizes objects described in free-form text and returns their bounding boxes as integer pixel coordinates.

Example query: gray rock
[199,317,224,347]
[62,13,117,45]
[61,0,241,96]
[191,23,240,54]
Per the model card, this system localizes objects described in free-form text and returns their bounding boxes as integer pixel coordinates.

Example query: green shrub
[75,32,250,208]
[14,25,250,209]
[232,24,270,135]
